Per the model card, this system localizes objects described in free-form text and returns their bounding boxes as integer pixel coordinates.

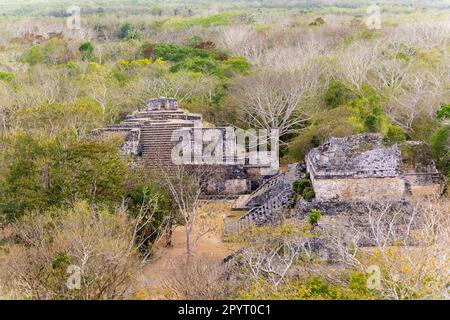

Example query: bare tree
[328,198,450,300]
[162,258,231,299]
[233,221,316,291]
[131,71,215,106]
[158,165,215,258]
[338,41,380,91]
[385,69,447,133]
[233,68,320,140]
[0,201,163,299]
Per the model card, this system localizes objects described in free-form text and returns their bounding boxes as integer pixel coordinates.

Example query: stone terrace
[306,134,401,179]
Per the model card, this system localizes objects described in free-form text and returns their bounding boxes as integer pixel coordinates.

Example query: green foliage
[52,251,71,270]
[234,275,377,300]
[186,35,204,48]
[170,57,220,75]
[363,114,378,132]
[436,104,450,120]
[310,135,320,147]
[127,184,174,251]
[152,43,213,62]
[430,125,450,176]
[119,22,141,40]
[164,13,239,29]
[0,71,16,81]
[287,106,361,161]
[293,179,311,195]
[382,125,406,146]
[13,99,104,135]
[0,133,130,220]
[153,43,246,78]
[302,187,315,201]
[24,38,73,65]
[223,56,251,75]
[324,80,354,108]
[307,209,321,226]
[25,44,44,65]
[305,277,331,295]
[348,272,371,295]
[79,41,94,60]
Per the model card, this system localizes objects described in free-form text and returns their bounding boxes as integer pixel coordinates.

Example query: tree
[233,68,320,141]
[0,201,153,299]
[127,184,176,249]
[231,221,316,291]
[430,125,450,176]
[338,41,380,91]
[307,209,321,227]
[158,166,214,258]
[329,199,450,299]
[0,133,130,220]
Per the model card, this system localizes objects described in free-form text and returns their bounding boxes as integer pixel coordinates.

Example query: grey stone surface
[306,134,441,201]
[95,97,275,195]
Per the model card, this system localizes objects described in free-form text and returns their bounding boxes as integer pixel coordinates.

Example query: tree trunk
[164,216,173,247]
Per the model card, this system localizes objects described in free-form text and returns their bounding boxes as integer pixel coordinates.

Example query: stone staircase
[224,163,304,235]
[139,120,195,167]
[99,106,202,170]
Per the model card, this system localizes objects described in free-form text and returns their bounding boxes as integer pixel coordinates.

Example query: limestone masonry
[306,134,442,201]
[95,97,275,195]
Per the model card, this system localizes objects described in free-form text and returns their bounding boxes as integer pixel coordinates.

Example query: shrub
[186,35,203,48]
[364,114,379,133]
[127,184,175,249]
[382,125,406,146]
[24,44,44,65]
[223,56,251,75]
[310,135,320,147]
[153,43,212,62]
[0,71,16,81]
[307,209,321,226]
[324,80,354,108]
[302,187,315,201]
[436,104,450,120]
[169,57,220,75]
[0,202,143,299]
[164,13,238,29]
[119,22,141,40]
[430,125,450,176]
[79,41,94,60]
[293,179,311,195]
[0,133,129,220]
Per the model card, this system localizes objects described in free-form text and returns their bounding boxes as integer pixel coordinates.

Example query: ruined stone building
[228,134,442,235]
[95,97,275,195]
[306,134,442,201]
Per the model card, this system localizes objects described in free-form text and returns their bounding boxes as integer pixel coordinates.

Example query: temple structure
[95,97,276,195]
[306,134,442,201]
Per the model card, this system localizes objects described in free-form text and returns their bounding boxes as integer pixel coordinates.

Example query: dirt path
[140,201,237,299]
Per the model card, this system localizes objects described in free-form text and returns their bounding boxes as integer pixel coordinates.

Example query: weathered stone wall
[311,176,406,201]
[96,97,277,196]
